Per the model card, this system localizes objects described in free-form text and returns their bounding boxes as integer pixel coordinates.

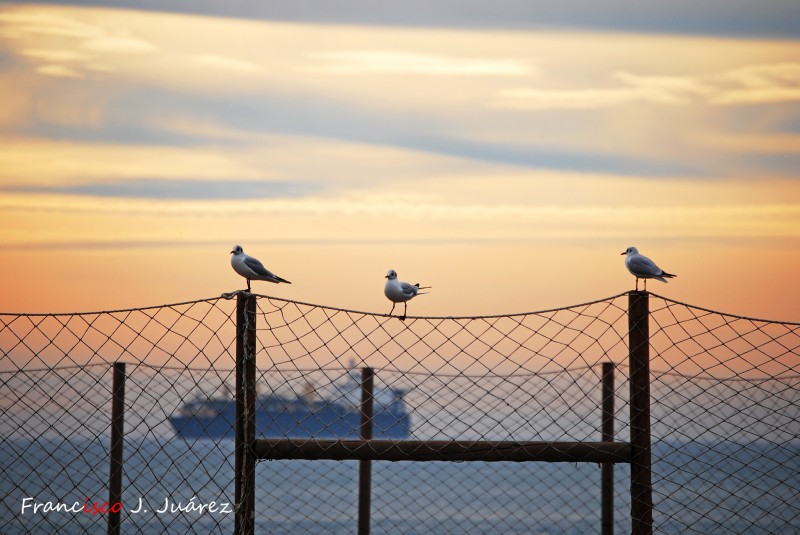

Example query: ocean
[1,438,797,534]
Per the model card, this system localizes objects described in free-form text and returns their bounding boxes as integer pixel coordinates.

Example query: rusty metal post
[358,367,374,535]
[601,361,615,535]
[235,293,257,535]
[629,291,653,535]
[107,362,126,535]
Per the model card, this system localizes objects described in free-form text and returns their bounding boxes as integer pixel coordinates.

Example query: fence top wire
[3,291,797,378]
[0,290,627,319]
[0,362,111,374]
[0,295,225,317]
[225,290,631,320]
[650,292,800,326]
[2,290,796,325]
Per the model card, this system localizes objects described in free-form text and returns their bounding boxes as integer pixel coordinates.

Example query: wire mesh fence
[0,292,798,534]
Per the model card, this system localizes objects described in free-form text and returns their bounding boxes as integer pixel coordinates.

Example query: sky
[1,1,799,320]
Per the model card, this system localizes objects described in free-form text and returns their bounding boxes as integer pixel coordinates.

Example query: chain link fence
[1,292,797,534]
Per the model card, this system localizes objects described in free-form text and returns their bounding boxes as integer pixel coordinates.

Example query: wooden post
[601,361,615,535]
[235,292,257,535]
[255,439,631,463]
[358,367,374,535]
[628,291,653,535]
[107,362,126,535]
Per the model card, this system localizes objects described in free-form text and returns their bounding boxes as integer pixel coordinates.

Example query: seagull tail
[414,284,432,290]
[661,271,676,279]
[272,276,292,284]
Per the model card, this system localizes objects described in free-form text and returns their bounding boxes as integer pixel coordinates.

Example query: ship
[169,370,411,440]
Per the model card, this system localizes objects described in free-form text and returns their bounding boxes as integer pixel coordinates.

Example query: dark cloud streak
[8,0,800,38]
[1,179,321,200]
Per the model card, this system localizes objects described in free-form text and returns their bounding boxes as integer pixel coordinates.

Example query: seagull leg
[389,303,396,316]
[247,278,251,292]
[400,302,407,321]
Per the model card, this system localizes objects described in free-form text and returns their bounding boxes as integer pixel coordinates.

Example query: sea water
[1,438,797,534]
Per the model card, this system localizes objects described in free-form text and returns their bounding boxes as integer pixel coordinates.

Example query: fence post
[107,362,126,535]
[601,361,615,535]
[358,367,374,535]
[628,291,653,535]
[235,292,257,535]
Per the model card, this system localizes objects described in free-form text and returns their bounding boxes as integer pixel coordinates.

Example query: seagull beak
[620,251,626,255]
[385,275,389,279]
[230,250,235,254]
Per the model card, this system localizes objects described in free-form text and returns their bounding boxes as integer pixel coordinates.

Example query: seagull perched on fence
[384,269,429,320]
[231,245,291,291]
[622,246,676,291]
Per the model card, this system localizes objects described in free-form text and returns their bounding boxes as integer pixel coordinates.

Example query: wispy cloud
[495,64,800,110]
[0,179,319,200]
[712,63,800,105]
[36,64,83,78]
[0,9,101,40]
[8,0,800,38]
[0,138,272,185]
[2,191,799,245]
[193,54,262,74]
[0,8,155,79]
[303,50,532,76]
[82,36,156,54]
[1,5,800,190]
[20,48,88,62]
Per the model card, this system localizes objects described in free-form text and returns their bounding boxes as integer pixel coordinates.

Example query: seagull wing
[243,255,271,277]
[399,281,420,297]
[628,255,662,276]
[243,255,291,284]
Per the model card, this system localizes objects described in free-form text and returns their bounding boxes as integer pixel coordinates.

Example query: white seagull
[622,246,676,291]
[384,269,429,319]
[231,245,291,291]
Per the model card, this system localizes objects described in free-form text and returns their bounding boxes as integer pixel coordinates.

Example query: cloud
[303,51,532,76]
[36,64,83,78]
[0,9,101,40]
[0,138,272,185]
[712,63,800,105]
[21,48,89,62]
[82,36,156,54]
[613,71,713,102]
[16,0,800,38]
[2,190,799,245]
[495,64,800,110]
[2,4,799,185]
[0,178,318,200]
[193,54,262,74]
[494,72,710,110]
[0,8,156,80]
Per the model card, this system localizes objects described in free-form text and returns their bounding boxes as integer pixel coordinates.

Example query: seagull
[622,246,676,291]
[230,245,291,291]
[384,269,429,320]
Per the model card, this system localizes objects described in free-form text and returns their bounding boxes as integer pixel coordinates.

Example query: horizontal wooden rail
[255,439,631,463]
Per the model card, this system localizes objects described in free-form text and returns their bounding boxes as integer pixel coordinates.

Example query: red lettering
[82,498,123,515]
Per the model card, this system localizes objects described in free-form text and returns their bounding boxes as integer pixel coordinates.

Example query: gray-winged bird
[384,269,429,320]
[231,245,291,291]
[622,246,676,291]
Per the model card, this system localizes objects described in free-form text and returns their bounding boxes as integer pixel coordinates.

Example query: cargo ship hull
[170,395,411,440]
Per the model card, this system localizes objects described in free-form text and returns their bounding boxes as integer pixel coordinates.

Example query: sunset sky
[1,1,799,320]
